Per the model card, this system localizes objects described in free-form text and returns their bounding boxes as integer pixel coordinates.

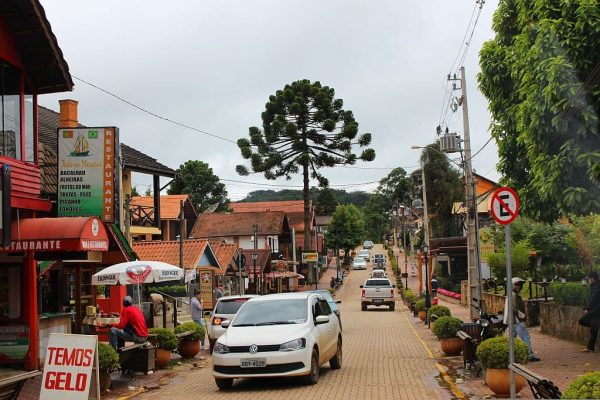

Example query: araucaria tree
[236,80,375,282]
[479,0,600,221]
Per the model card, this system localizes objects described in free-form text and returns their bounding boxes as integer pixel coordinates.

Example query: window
[0,62,22,159]
[365,279,392,286]
[24,95,34,162]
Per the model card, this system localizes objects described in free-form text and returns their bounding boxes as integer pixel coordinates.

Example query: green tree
[144,186,152,196]
[236,80,375,281]
[479,0,600,221]
[487,240,533,281]
[377,167,413,210]
[168,160,229,212]
[130,185,140,197]
[326,204,365,260]
[315,188,338,215]
[362,193,391,243]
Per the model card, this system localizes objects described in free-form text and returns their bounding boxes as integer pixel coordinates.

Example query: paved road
[139,244,448,399]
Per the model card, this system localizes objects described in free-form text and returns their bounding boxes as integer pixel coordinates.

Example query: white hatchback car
[212,292,342,389]
[352,257,367,270]
[208,295,258,352]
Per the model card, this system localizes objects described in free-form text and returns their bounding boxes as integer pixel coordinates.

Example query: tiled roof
[315,215,333,226]
[131,195,195,220]
[210,241,238,269]
[37,105,175,195]
[190,211,286,238]
[286,211,315,232]
[230,200,306,213]
[240,248,272,274]
[132,239,213,269]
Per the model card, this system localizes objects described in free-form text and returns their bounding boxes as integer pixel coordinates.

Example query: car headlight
[279,338,306,352]
[214,342,230,354]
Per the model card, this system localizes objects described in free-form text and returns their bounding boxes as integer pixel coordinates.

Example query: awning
[1,217,109,252]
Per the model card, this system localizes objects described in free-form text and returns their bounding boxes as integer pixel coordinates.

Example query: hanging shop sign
[301,252,318,263]
[57,127,119,222]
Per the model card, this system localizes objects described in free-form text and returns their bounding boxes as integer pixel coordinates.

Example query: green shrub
[149,285,187,297]
[98,343,120,372]
[548,282,590,307]
[174,322,205,341]
[432,316,463,339]
[404,292,418,303]
[475,336,528,369]
[563,371,600,399]
[428,305,451,319]
[415,300,426,312]
[149,328,178,351]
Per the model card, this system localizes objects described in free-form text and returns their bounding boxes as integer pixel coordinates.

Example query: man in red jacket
[108,296,148,350]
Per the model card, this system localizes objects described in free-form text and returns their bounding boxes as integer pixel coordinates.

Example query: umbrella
[92,261,184,305]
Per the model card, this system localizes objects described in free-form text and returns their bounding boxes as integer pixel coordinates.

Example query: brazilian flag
[88,130,99,139]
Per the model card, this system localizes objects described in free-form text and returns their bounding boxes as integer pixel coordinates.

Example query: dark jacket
[587,282,600,316]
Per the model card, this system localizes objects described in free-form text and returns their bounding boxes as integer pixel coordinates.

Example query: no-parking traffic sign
[490,187,520,225]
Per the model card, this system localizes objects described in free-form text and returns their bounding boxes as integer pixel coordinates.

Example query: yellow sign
[302,252,318,263]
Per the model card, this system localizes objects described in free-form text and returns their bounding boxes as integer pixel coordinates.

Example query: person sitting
[108,296,148,350]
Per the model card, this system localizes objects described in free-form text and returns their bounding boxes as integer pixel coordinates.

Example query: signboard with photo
[57,127,119,222]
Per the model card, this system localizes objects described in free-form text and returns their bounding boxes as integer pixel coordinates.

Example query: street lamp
[422,244,431,327]
[251,252,258,294]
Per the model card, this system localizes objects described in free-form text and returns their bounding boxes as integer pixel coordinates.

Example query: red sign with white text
[40,334,99,400]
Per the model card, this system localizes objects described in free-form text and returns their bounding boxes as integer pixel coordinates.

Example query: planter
[485,368,526,397]
[178,339,200,359]
[430,321,436,332]
[155,348,172,368]
[440,337,462,356]
[99,370,111,392]
[418,311,427,321]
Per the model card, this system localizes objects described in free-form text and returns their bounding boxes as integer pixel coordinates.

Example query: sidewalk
[399,249,600,399]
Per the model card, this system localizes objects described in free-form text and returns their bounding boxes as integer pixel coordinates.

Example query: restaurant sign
[302,252,319,263]
[58,127,119,222]
[0,239,108,253]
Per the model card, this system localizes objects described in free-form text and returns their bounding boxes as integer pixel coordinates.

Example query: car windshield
[232,299,308,326]
[354,257,365,263]
[374,254,384,259]
[365,279,392,286]
[214,298,250,314]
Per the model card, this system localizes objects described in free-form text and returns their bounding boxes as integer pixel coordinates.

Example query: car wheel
[215,378,233,390]
[329,339,342,369]
[361,303,367,311]
[302,348,320,385]
[390,303,395,311]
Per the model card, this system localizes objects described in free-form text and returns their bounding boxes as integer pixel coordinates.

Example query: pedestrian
[106,296,148,350]
[503,277,540,362]
[191,289,206,349]
[431,276,438,297]
[579,271,600,352]
[213,286,224,300]
[330,276,336,290]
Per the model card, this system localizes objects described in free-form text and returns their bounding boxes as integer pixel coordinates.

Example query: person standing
[330,277,336,290]
[503,277,540,362]
[430,276,438,297]
[191,289,206,349]
[108,296,148,350]
[580,271,600,352]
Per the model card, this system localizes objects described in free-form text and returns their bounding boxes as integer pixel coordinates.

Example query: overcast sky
[40,0,500,201]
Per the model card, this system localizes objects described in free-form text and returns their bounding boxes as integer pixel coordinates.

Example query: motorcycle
[471,297,507,341]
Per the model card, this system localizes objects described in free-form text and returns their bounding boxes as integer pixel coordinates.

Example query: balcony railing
[130,205,156,227]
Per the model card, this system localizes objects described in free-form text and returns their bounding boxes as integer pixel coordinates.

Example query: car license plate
[240,358,266,368]
[373,299,383,304]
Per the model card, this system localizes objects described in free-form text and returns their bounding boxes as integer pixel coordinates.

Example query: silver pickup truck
[360,278,396,311]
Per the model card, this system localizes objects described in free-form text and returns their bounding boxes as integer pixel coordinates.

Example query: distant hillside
[239,188,370,208]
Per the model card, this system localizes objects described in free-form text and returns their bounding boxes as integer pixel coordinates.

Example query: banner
[58,127,119,222]
[302,252,318,263]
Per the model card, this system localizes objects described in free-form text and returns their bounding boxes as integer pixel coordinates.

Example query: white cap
[512,277,525,285]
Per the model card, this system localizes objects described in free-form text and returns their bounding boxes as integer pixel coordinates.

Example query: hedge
[563,371,600,399]
[548,282,590,307]
[149,285,187,297]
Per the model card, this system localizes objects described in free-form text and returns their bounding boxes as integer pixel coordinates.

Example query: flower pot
[485,368,526,397]
[430,322,436,332]
[178,339,200,359]
[99,370,111,392]
[440,337,462,356]
[418,311,427,321]
[155,348,172,368]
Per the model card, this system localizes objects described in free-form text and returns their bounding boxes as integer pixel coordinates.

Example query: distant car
[372,253,386,269]
[208,295,258,352]
[309,290,342,330]
[352,257,367,270]
[370,270,387,279]
[360,278,395,311]
[211,292,342,389]
[363,240,374,249]
[358,249,370,259]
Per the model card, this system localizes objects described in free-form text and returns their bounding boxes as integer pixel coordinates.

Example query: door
[315,299,337,360]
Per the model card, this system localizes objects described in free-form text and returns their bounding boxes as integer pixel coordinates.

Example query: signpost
[490,186,521,399]
[40,333,99,400]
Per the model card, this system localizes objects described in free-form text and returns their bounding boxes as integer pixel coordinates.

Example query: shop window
[0,266,22,319]
[0,62,22,160]
[24,95,34,162]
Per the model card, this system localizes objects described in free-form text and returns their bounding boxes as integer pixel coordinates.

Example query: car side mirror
[315,315,330,325]
[221,320,231,328]
[335,300,341,304]
[360,285,363,288]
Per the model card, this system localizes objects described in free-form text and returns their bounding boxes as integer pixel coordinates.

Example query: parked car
[352,257,367,270]
[360,278,396,311]
[208,295,259,352]
[372,253,386,269]
[309,289,342,330]
[363,240,374,249]
[211,292,342,389]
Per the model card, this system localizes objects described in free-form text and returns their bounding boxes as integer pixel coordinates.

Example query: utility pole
[253,224,259,294]
[449,66,482,318]
[179,200,184,269]
[421,160,431,312]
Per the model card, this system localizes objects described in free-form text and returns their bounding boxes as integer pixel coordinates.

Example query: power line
[220,178,380,188]
[469,136,494,161]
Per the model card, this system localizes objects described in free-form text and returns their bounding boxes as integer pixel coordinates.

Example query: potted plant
[563,371,600,399]
[96,284,106,299]
[475,336,528,397]
[432,316,463,355]
[427,305,451,331]
[415,300,426,321]
[174,322,205,359]
[404,291,417,307]
[148,328,177,368]
[98,343,119,392]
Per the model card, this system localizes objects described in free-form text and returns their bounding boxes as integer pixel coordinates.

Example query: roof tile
[131,195,194,220]
[133,239,213,269]
[190,211,286,238]
[230,200,306,213]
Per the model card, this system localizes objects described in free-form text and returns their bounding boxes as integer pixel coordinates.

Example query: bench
[0,370,41,400]
[457,330,479,374]
[118,342,156,374]
[509,363,562,399]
